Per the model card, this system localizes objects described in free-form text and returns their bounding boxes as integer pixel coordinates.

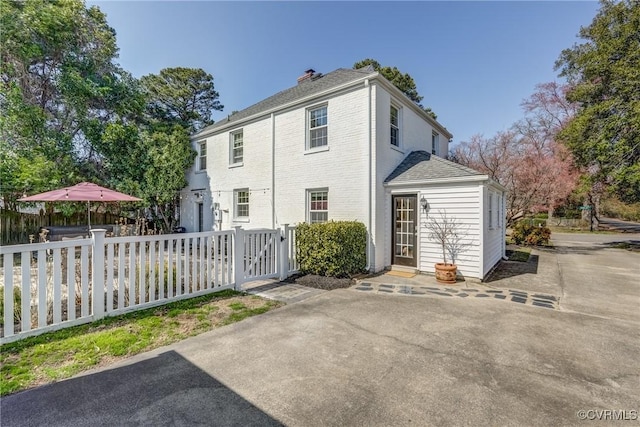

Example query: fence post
[279,224,289,280]
[233,226,244,290]
[91,229,106,320]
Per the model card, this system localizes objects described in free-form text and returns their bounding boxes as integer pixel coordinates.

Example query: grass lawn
[0,290,282,396]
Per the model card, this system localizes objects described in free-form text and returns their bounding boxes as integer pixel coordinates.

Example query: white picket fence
[0,225,298,343]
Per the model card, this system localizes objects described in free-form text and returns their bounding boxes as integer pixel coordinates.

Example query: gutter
[384,175,492,187]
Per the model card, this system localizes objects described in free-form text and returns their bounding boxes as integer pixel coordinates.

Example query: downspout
[502,189,507,260]
[271,112,276,229]
[365,79,372,271]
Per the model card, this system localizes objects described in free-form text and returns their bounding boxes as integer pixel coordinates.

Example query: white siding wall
[482,184,506,277]
[416,184,482,279]
[381,181,504,280]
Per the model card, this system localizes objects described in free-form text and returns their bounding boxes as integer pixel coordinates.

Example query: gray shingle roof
[384,151,485,184]
[195,67,377,137]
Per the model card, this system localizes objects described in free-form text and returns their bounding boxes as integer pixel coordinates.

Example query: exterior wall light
[420,196,429,212]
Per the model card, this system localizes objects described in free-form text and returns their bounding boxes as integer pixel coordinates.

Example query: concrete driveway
[3,233,639,426]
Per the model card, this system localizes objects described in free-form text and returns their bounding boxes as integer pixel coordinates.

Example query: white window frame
[234,189,250,220]
[197,141,206,171]
[230,130,243,166]
[307,104,328,150]
[432,132,439,156]
[307,188,328,224]
[488,192,494,229]
[390,105,400,147]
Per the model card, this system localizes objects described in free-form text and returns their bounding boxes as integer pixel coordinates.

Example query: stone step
[390,265,418,274]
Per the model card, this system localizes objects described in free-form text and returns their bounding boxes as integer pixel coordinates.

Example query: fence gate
[235,228,280,282]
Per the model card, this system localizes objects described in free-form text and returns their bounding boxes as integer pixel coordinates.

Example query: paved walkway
[242,279,326,303]
[353,280,558,309]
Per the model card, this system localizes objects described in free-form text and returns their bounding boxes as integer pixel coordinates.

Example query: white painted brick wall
[181,77,468,273]
[371,84,451,271]
[179,140,215,232]
[275,87,370,226]
[208,118,273,230]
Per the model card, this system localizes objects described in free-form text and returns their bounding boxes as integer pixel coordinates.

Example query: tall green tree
[140,67,223,132]
[353,58,437,119]
[0,0,141,206]
[0,1,219,232]
[98,67,222,230]
[555,0,640,203]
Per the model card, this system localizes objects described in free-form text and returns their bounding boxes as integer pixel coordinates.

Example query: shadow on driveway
[484,254,539,282]
[1,350,282,427]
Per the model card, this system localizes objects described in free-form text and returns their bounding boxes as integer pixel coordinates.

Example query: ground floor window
[234,189,249,219]
[307,189,328,223]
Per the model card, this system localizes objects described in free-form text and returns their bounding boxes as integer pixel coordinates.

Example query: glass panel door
[392,195,417,267]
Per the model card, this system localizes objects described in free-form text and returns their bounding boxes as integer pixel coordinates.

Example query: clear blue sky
[90,1,600,146]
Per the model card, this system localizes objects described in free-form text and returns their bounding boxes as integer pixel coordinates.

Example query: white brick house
[181,67,506,280]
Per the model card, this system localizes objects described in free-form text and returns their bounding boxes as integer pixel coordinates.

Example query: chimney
[297,68,315,84]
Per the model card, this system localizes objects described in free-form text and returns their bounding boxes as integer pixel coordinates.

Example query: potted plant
[424,210,473,284]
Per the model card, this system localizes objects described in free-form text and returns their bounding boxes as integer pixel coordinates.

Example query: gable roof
[384,151,485,184]
[194,67,377,137]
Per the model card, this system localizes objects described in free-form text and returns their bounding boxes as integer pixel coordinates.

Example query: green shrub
[0,286,22,327]
[600,197,640,222]
[512,221,551,246]
[296,221,367,277]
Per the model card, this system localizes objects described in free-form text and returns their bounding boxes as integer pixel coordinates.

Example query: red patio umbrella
[19,182,142,228]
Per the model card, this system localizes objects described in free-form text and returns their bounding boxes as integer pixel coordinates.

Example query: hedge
[295,221,367,277]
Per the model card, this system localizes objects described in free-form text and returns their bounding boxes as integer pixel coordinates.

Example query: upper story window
[390,105,400,147]
[230,130,243,165]
[234,189,249,219]
[432,132,439,156]
[308,105,328,149]
[198,141,206,171]
[308,189,328,223]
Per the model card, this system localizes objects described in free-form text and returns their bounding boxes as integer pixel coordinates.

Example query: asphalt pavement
[598,217,640,233]
[2,232,639,426]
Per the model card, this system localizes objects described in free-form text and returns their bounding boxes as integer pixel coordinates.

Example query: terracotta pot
[434,263,457,284]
